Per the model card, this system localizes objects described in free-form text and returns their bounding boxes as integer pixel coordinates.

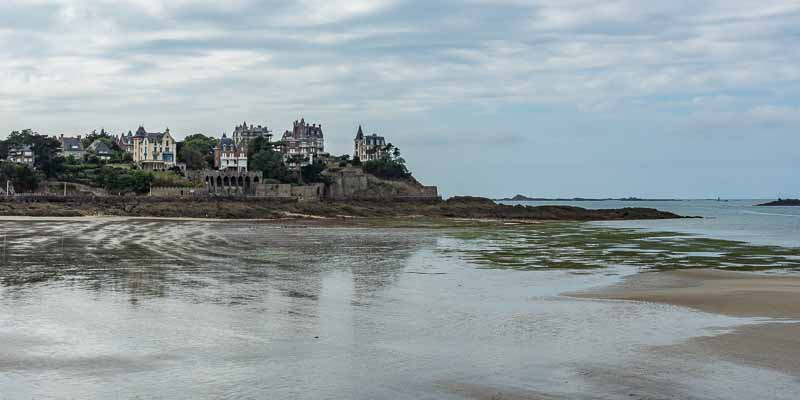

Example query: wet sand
[575,269,800,376]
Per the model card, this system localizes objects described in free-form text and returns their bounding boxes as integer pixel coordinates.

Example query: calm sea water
[500,199,800,248]
[0,217,798,399]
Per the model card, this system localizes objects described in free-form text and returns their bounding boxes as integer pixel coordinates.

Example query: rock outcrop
[758,199,800,206]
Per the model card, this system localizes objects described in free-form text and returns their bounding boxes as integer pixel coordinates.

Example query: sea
[500,199,800,248]
[0,200,798,399]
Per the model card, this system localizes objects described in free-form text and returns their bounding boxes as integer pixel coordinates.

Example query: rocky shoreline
[758,199,800,206]
[0,196,685,221]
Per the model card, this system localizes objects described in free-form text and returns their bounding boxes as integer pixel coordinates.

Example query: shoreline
[572,269,800,376]
[0,197,685,221]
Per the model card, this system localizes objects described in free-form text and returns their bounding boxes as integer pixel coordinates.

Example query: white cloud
[1,0,799,139]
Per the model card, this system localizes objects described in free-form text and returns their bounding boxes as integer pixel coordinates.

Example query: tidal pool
[0,219,798,399]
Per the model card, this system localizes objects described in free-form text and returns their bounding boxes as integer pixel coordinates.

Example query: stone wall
[151,186,209,198]
[174,168,436,202]
[257,183,292,198]
[323,167,439,201]
[325,168,370,200]
[420,186,438,197]
[291,183,324,202]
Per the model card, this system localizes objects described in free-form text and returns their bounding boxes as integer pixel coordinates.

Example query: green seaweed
[442,221,800,272]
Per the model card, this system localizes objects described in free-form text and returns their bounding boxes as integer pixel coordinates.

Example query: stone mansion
[99,119,391,172]
[131,126,177,171]
[354,125,387,161]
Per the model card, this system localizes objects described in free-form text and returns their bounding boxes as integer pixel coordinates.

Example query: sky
[1,0,798,198]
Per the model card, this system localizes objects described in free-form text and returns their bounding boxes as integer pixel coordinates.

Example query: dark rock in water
[445,196,497,205]
[758,199,800,206]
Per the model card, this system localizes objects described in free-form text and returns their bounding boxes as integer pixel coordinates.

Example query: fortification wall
[325,169,369,200]
[323,167,439,201]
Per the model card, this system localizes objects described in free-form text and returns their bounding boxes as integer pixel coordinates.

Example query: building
[189,170,263,196]
[116,131,134,153]
[7,145,35,166]
[131,126,177,170]
[353,126,387,161]
[59,135,85,159]
[214,133,249,173]
[232,122,271,148]
[88,140,113,161]
[280,118,325,169]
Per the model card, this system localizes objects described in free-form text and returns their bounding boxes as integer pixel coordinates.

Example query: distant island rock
[495,194,681,202]
[758,199,800,206]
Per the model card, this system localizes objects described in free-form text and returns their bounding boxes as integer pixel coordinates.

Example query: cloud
[0,0,798,196]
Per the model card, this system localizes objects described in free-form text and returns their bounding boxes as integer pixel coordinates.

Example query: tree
[179,134,218,169]
[301,160,328,184]
[0,162,40,192]
[81,129,115,149]
[180,146,207,170]
[94,167,153,194]
[3,129,64,178]
[250,147,293,183]
[362,145,411,180]
[247,136,277,156]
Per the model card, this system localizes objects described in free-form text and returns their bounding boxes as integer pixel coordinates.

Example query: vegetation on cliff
[362,144,411,180]
[93,168,154,194]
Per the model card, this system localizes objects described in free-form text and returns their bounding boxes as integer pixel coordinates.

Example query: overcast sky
[1,0,798,198]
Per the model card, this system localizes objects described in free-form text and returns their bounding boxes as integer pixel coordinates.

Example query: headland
[758,199,800,206]
[0,195,683,221]
[496,194,682,202]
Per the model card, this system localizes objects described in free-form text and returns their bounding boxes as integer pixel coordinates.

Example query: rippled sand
[576,269,800,376]
[0,220,798,399]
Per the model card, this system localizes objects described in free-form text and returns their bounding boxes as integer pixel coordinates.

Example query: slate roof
[61,137,83,151]
[89,140,112,155]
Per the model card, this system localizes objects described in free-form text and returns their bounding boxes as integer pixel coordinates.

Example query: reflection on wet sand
[1,219,799,400]
[0,220,429,307]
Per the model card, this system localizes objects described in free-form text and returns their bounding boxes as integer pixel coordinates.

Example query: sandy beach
[574,269,800,376]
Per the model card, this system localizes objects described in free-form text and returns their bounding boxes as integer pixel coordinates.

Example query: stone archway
[224,176,230,186]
